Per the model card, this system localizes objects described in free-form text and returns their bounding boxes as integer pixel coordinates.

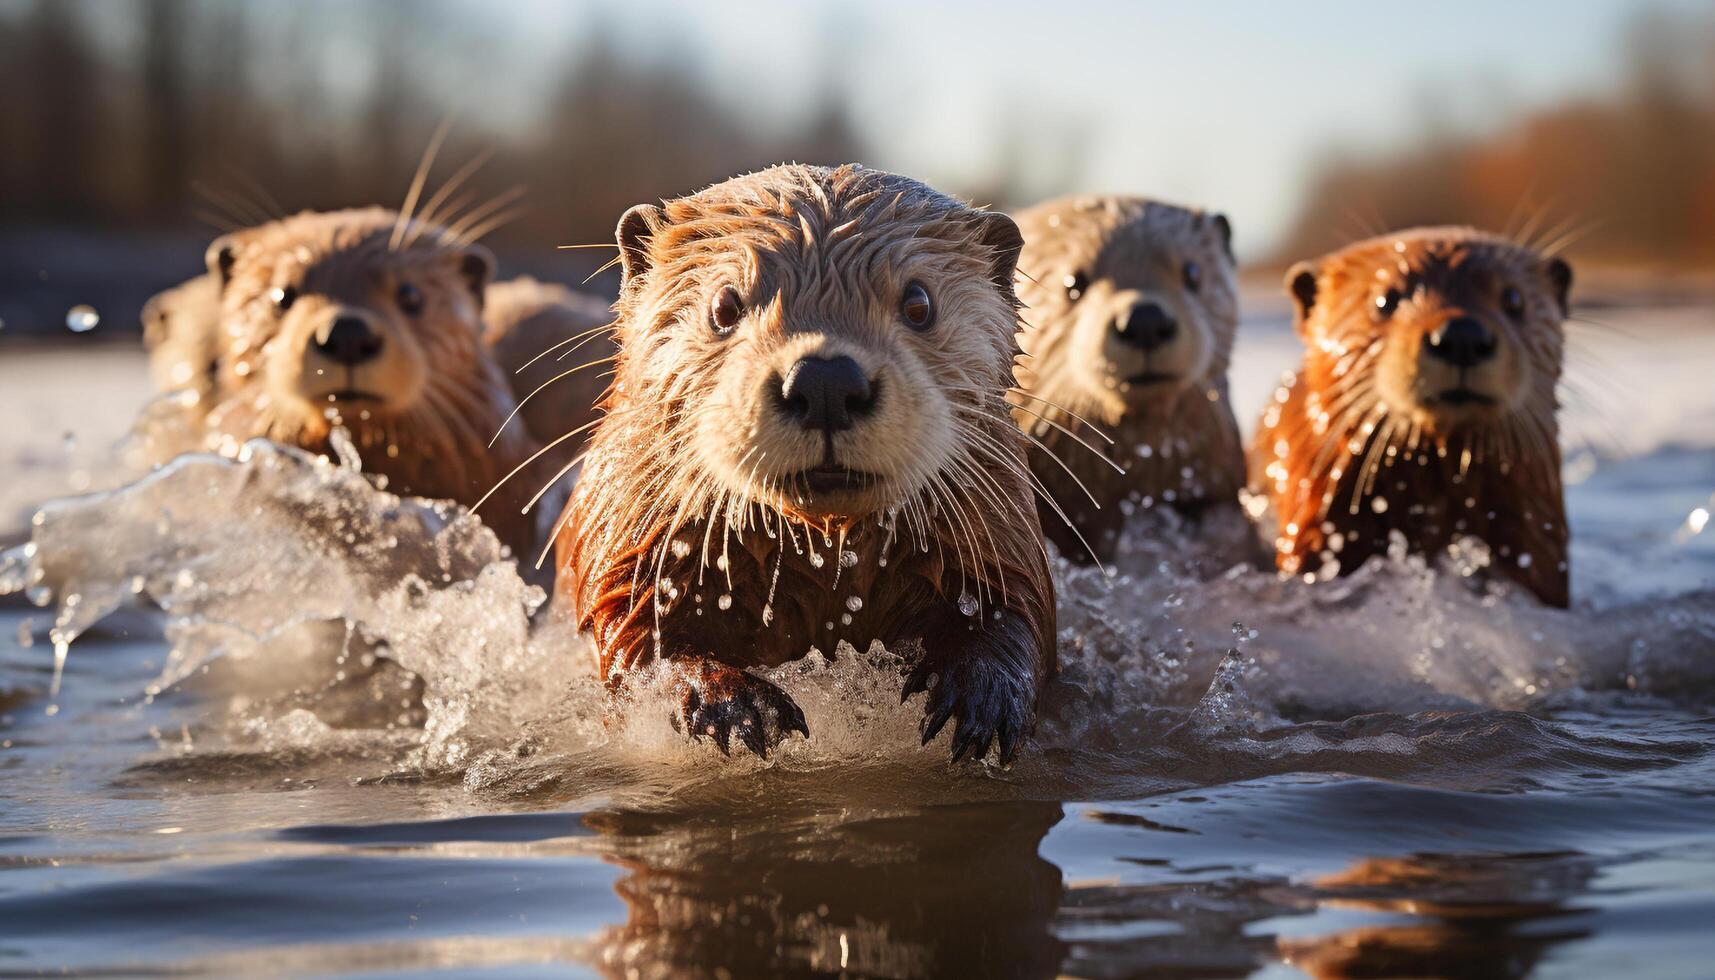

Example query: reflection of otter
[1012,196,1246,565]
[1249,229,1573,606]
[1279,851,1596,979]
[585,801,1064,979]
[557,164,1056,763]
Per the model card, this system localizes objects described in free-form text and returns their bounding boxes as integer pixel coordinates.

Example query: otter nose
[1426,317,1496,368]
[778,356,874,433]
[316,316,383,366]
[1114,302,1177,351]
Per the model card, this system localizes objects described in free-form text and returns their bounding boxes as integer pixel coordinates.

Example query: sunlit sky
[451,0,1703,257]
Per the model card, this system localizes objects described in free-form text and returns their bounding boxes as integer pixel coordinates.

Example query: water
[2,301,1713,977]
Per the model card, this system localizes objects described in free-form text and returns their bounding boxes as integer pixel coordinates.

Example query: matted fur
[1249,227,1572,606]
[1012,195,1244,562]
[556,164,1055,762]
[198,207,543,557]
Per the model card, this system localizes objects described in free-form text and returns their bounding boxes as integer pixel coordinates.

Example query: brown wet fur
[1012,195,1245,564]
[141,272,223,416]
[196,207,545,558]
[555,164,1055,763]
[1249,227,1572,606]
[483,275,617,461]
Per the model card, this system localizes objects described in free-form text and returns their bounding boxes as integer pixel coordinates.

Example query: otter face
[1015,198,1236,424]
[206,208,494,436]
[610,166,1024,521]
[1289,230,1571,436]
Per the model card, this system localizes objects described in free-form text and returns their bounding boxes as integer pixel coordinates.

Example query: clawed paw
[672,663,808,759]
[902,655,1033,765]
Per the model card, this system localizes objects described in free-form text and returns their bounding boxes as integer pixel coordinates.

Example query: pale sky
[454,0,1709,258]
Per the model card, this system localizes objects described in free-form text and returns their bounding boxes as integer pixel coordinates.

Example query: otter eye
[1500,285,1525,320]
[710,285,744,335]
[269,285,297,314]
[1182,260,1202,293]
[901,281,935,331]
[1064,271,1089,301]
[1374,287,1401,319]
[395,282,424,316]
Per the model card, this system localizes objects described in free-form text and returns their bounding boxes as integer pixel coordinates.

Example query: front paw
[671,661,809,758]
[903,654,1034,765]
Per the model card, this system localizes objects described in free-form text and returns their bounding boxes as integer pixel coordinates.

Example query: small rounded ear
[1285,260,1319,334]
[1211,213,1234,262]
[205,234,240,288]
[976,210,1025,292]
[616,203,666,288]
[1546,257,1572,316]
[460,244,496,308]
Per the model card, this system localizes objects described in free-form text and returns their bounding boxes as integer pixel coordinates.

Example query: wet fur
[1249,227,1572,606]
[556,164,1055,763]
[196,207,544,557]
[1012,196,1245,563]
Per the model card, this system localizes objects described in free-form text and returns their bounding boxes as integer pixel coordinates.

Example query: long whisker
[391,116,454,251]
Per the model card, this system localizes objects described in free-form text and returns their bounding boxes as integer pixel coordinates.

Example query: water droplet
[1370,496,1389,514]
[808,551,825,568]
[65,305,99,333]
[840,550,858,568]
[717,593,732,610]
[845,595,863,612]
[957,592,979,616]
[670,539,691,559]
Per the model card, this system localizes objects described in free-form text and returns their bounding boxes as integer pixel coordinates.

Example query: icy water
[2,300,1713,978]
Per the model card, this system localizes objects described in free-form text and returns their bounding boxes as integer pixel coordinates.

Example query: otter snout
[1113,302,1178,351]
[1425,317,1496,368]
[315,315,384,366]
[776,355,876,433]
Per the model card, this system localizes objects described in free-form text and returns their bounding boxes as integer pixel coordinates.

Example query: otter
[556,164,1055,763]
[141,272,222,416]
[194,207,546,557]
[1011,195,1245,564]
[481,275,616,461]
[1249,227,1573,606]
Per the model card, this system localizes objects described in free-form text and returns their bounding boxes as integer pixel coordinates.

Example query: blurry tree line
[0,0,869,250]
[1270,8,1715,268]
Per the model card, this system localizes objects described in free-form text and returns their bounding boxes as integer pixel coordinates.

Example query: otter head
[1288,228,1571,437]
[204,207,495,444]
[610,164,1024,522]
[1014,197,1236,425]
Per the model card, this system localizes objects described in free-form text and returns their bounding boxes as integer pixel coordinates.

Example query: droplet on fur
[1371,496,1389,514]
[957,592,979,617]
[670,539,691,559]
[845,595,863,612]
[840,550,858,568]
[717,593,732,610]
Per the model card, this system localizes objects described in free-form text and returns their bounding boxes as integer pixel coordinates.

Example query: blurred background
[0,0,1712,340]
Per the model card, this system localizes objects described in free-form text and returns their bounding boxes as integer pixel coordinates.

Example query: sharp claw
[921,703,954,745]
[997,718,1020,765]
[950,723,980,763]
[901,666,929,702]
[780,700,810,738]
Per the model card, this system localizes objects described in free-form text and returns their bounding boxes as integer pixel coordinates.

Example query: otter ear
[616,203,666,288]
[1210,213,1234,263]
[459,244,496,308]
[1546,257,1573,316]
[205,234,240,289]
[976,211,1025,292]
[1285,260,1319,336]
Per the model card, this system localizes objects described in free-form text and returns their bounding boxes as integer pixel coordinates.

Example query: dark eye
[1374,287,1401,319]
[1064,271,1089,301]
[1182,260,1202,292]
[395,282,424,316]
[710,285,744,335]
[1500,285,1525,319]
[901,281,934,331]
[269,285,297,314]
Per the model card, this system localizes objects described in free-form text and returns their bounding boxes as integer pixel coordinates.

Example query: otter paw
[673,664,809,758]
[903,655,1033,765]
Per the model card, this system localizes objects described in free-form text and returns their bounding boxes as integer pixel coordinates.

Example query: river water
[1,299,1712,978]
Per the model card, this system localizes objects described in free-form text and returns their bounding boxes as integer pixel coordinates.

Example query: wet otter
[1249,227,1573,606]
[481,275,616,461]
[1012,195,1245,564]
[195,207,545,557]
[556,164,1055,763]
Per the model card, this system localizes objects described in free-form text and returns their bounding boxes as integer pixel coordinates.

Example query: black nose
[315,316,383,366]
[1426,317,1497,368]
[778,355,874,433]
[1114,302,1177,351]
